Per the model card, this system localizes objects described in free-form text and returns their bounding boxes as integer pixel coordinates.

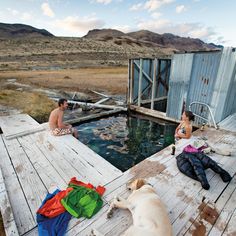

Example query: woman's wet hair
[58,98,67,106]
[185,110,195,121]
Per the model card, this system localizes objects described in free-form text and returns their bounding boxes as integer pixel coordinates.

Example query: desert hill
[0,23,220,71]
[85,29,217,51]
[0,23,54,38]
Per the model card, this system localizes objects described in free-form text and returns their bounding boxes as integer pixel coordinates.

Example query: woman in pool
[175,110,195,139]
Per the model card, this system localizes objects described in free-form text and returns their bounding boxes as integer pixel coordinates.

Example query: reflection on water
[76,114,177,172]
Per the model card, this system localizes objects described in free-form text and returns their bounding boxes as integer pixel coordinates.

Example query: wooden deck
[0,114,236,236]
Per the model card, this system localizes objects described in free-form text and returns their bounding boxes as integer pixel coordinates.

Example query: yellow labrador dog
[107,179,172,236]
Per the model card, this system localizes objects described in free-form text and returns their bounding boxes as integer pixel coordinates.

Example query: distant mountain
[0,23,54,38]
[84,28,218,52]
[208,43,224,49]
[84,29,125,39]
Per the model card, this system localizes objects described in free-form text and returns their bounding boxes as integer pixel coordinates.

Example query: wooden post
[138,59,143,107]
[151,58,157,110]
[128,59,134,105]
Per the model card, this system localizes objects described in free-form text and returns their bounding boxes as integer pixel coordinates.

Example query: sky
[0,0,235,46]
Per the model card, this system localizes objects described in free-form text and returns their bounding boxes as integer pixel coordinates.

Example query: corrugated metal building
[128,47,236,126]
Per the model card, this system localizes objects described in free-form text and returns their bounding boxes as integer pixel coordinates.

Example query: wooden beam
[65,108,125,125]
[141,96,167,105]
[128,59,132,104]
[90,90,111,98]
[94,97,110,105]
[138,59,143,107]
[52,98,127,111]
[129,105,181,123]
[151,58,157,110]
[134,61,153,84]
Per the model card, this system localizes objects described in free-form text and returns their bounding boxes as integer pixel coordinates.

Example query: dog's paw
[107,210,113,219]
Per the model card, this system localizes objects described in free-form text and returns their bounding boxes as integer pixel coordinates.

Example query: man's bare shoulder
[51,108,62,115]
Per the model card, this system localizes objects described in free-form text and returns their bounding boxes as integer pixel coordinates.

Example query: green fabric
[61,185,103,218]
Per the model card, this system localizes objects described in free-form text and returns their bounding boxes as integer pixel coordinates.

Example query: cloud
[137,18,171,31]
[41,2,55,18]
[176,5,187,13]
[144,0,174,12]
[130,0,173,12]
[54,16,105,36]
[21,12,32,20]
[6,8,32,21]
[7,8,19,16]
[136,18,222,43]
[130,3,143,11]
[113,25,133,33]
[151,12,162,19]
[94,0,112,4]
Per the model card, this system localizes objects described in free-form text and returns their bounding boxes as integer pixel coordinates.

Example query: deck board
[0,112,236,236]
[0,114,44,139]
[0,135,36,235]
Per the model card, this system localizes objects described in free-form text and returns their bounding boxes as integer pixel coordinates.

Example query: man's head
[58,98,68,110]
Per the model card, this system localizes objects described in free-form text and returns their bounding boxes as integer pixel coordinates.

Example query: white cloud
[176,5,187,13]
[113,25,133,33]
[151,12,162,19]
[137,18,170,31]
[41,2,55,18]
[7,8,19,16]
[144,0,174,12]
[136,18,221,43]
[21,12,32,20]
[54,16,105,36]
[130,3,143,11]
[95,0,112,4]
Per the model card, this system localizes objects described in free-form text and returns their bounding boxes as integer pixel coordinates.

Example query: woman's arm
[175,122,182,135]
[176,125,192,139]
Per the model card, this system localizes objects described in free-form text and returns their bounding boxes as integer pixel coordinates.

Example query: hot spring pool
[76,113,177,172]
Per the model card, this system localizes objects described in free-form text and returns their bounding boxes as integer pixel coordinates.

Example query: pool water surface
[76,113,177,172]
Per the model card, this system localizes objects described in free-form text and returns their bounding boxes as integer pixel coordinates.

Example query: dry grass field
[0,67,128,94]
[0,66,128,122]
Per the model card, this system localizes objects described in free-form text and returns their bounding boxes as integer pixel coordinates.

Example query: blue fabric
[37,189,72,236]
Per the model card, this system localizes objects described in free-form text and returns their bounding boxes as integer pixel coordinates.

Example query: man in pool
[49,98,78,138]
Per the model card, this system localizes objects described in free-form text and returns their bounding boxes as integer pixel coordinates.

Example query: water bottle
[171,144,176,155]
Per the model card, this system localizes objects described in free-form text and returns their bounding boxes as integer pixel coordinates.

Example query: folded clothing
[37,189,72,236]
[37,188,73,218]
[69,177,106,196]
[61,185,103,218]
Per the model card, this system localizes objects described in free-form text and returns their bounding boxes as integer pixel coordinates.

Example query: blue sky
[0,0,235,46]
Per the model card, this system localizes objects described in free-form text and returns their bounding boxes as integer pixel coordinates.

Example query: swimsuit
[51,128,73,136]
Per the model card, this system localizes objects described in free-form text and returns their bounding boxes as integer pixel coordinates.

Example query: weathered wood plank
[222,196,236,236]
[208,176,236,236]
[0,135,36,235]
[18,135,67,190]
[2,136,48,219]
[28,131,84,182]
[0,164,19,236]
[57,134,122,181]
[0,114,44,139]
[177,152,236,235]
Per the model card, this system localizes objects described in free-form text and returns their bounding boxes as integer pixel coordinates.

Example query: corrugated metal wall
[210,48,236,122]
[166,53,194,119]
[166,47,236,124]
[129,48,236,125]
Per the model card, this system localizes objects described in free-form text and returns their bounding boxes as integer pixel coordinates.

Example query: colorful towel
[37,189,72,236]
